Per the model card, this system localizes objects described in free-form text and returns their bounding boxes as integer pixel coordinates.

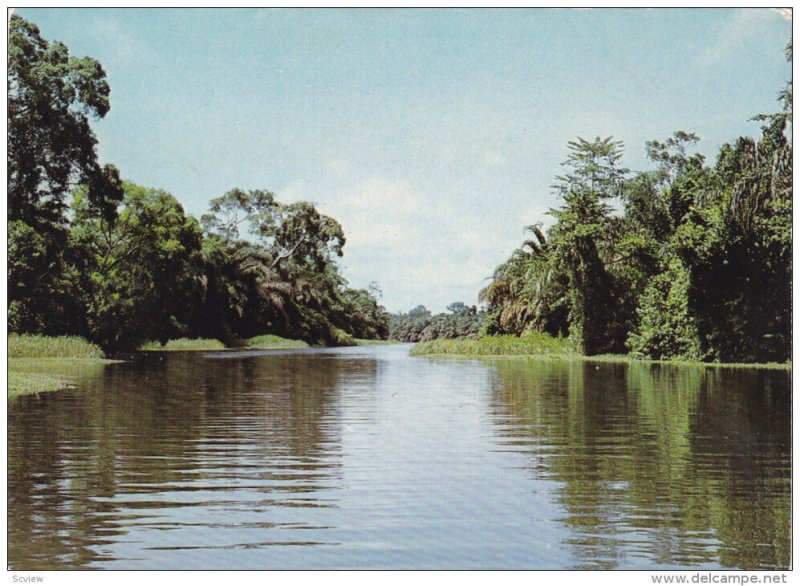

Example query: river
[7,344,791,570]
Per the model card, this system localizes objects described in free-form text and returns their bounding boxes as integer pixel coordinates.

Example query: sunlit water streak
[8,345,790,569]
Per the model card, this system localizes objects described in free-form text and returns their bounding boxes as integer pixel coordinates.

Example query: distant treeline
[389,303,484,343]
[8,15,389,351]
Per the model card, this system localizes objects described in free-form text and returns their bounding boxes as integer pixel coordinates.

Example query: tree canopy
[8,14,122,226]
[7,15,389,351]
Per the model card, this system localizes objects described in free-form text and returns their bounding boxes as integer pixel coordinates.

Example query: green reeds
[411,332,574,357]
[9,334,104,359]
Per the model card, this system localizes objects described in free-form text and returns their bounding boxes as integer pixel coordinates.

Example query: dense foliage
[7,15,791,364]
[7,16,389,351]
[389,303,484,342]
[482,43,792,363]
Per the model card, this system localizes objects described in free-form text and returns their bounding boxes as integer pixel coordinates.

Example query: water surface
[7,345,791,569]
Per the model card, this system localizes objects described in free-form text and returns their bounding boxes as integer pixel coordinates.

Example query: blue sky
[16,8,792,313]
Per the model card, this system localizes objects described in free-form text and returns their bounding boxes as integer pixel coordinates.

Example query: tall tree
[549,137,629,355]
[480,224,568,337]
[200,188,384,346]
[72,183,204,350]
[8,15,123,336]
[202,188,345,271]
[8,14,122,225]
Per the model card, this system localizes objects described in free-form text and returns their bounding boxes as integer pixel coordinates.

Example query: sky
[15,7,792,313]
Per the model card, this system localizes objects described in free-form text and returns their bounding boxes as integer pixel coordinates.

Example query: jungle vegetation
[8,15,390,352]
[8,15,791,364]
[389,303,485,343]
[480,42,792,363]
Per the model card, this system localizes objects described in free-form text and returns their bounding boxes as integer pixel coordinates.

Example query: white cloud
[287,168,528,312]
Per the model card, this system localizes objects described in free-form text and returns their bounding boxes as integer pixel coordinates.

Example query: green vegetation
[8,335,111,398]
[389,303,484,342]
[9,334,104,359]
[399,42,791,367]
[140,335,311,350]
[9,368,74,397]
[413,334,790,370]
[412,331,573,357]
[138,334,350,351]
[8,358,113,398]
[140,338,227,351]
[7,14,791,366]
[245,334,310,349]
[139,334,313,350]
[478,42,792,365]
[8,15,390,353]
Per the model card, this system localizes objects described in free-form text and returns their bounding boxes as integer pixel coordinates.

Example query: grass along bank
[9,334,115,398]
[139,334,397,351]
[138,334,311,351]
[355,338,401,346]
[411,332,573,357]
[9,333,104,358]
[411,332,791,370]
[139,338,226,351]
[245,334,309,349]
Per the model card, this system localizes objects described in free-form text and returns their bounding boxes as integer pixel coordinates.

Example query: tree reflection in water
[7,352,374,569]
[488,360,790,570]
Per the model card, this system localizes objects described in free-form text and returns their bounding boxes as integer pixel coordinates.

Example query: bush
[329,327,356,347]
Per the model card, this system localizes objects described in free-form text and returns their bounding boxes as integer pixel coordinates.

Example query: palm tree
[480,225,568,336]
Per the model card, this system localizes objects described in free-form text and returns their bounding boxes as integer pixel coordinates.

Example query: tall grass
[245,334,309,349]
[9,334,104,359]
[411,332,574,357]
[140,338,226,351]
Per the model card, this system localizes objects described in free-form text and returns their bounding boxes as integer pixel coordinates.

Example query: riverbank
[9,334,117,398]
[411,334,791,370]
[139,335,320,351]
[9,333,399,397]
[410,332,573,357]
[140,335,312,351]
[139,338,226,351]
[9,358,119,398]
[246,334,310,349]
[355,338,402,346]
[139,335,395,351]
